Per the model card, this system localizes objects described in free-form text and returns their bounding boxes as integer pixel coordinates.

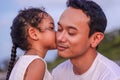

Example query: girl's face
[38,15,56,50]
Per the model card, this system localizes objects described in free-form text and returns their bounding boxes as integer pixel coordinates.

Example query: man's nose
[56,31,67,43]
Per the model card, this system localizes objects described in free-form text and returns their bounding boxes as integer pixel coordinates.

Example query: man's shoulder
[53,60,72,71]
[97,53,120,77]
[98,53,120,69]
[52,60,72,79]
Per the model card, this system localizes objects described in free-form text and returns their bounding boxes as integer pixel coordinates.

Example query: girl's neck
[25,48,47,58]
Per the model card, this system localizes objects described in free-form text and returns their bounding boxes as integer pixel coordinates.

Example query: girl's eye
[50,27,54,30]
[48,27,54,31]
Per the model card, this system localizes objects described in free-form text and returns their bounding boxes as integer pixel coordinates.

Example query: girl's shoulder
[23,55,46,80]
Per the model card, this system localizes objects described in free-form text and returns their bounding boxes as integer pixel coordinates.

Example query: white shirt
[52,53,120,80]
[9,55,53,80]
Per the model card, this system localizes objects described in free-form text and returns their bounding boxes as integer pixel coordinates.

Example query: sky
[0,0,120,64]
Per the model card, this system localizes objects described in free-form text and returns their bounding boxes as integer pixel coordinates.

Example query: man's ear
[28,27,39,41]
[90,32,104,48]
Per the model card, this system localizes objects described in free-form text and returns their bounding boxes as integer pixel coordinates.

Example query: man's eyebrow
[67,26,77,30]
[58,22,77,30]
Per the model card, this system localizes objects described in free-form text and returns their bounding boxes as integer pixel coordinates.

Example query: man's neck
[70,50,97,75]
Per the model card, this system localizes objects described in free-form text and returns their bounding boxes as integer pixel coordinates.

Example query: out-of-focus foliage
[98,29,120,60]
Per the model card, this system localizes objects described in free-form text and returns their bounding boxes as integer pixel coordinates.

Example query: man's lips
[57,45,68,51]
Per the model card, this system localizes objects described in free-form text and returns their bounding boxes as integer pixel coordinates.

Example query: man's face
[56,7,91,59]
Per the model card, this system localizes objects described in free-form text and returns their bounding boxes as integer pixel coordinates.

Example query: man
[52,0,120,80]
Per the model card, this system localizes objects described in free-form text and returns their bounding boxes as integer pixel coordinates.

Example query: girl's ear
[28,27,39,41]
[90,32,104,48]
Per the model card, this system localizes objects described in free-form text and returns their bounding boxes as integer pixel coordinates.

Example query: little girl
[6,7,56,80]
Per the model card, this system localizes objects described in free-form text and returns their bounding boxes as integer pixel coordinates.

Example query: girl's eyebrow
[49,22,54,26]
